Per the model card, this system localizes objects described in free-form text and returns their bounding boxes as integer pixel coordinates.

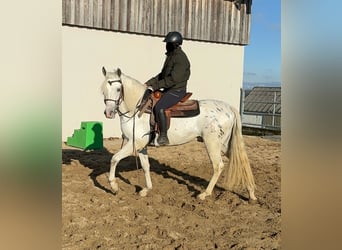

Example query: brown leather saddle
[138,91,200,129]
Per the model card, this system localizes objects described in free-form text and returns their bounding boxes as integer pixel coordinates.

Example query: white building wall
[62,26,245,140]
[242,115,263,126]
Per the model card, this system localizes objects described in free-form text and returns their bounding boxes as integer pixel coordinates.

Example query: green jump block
[67,121,103,150]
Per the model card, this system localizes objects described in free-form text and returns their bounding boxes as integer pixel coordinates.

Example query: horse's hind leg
[247,186,257,202]
[138,148,152,197]
[198,139,225,200]
[108,142,134,193]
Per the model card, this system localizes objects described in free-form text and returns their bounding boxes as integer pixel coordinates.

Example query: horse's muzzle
[104,110,115,119]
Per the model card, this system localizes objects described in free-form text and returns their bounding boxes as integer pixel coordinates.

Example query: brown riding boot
[157,109,169,145]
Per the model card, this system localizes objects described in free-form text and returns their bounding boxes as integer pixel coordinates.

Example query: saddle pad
[167,100,200,117]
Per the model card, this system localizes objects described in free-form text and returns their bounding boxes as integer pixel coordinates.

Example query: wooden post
[272,91,277,127]
[240,88,245,117]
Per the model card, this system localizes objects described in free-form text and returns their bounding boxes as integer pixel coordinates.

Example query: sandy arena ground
[62,135,281,249]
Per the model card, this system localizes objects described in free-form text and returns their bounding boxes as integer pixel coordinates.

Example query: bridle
[104,79,123,105]
[104,78,139,118]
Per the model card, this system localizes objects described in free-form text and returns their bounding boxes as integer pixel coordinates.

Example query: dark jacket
[146,47,191,91]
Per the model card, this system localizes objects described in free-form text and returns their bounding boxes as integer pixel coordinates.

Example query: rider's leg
[154,89,186,146]
[157,109,169,145]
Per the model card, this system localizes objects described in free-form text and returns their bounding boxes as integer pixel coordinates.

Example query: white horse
[101,67,257,202]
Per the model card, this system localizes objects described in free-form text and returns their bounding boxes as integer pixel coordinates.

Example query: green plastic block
[67,121,103,150]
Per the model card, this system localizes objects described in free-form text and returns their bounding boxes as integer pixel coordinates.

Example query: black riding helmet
[163,31,183,45]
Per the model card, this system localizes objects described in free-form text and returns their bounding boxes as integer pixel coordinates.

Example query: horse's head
[101,66,123,119]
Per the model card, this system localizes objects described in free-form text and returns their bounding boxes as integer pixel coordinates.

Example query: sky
[243,0,281,89]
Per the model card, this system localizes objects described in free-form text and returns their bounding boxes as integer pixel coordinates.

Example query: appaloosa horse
[101,67,256,201]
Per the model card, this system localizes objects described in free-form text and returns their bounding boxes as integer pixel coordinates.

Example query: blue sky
[243,0,281,89]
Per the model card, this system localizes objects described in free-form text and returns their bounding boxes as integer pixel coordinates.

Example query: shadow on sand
[62,143,230,197]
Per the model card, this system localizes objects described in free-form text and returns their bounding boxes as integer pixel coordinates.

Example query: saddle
[138,90,200,130]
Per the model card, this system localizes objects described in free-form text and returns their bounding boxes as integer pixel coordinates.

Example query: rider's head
[164,31,183,53]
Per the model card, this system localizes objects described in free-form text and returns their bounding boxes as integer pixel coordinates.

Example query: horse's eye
[116,88,121,92]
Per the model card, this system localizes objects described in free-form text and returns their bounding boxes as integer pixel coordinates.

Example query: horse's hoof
[197,192,207,200]
[110,181,119,193]
[248,198,258,205]
[139,188,149,197]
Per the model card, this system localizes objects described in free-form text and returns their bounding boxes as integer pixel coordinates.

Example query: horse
[101,67,257,202]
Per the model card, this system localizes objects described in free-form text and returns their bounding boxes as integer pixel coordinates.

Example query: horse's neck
[121,75,145,112]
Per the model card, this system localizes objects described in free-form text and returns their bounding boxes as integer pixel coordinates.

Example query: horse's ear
[117,68,121,77]
[102,66,107,76]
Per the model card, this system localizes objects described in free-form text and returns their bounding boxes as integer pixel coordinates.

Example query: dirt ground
[62,135,281,249]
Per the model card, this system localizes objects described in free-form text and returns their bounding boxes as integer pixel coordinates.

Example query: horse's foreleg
[198,140,224,200]
[108,142,134,193]
[137,148,152,197]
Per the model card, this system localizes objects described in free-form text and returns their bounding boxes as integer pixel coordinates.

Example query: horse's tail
[224,107,256,191]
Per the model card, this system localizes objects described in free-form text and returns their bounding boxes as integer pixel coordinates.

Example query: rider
[144,31,191,145]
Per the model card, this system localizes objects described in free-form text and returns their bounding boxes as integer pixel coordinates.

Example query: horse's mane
[121,73,144,89]
[120,73,146,110]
